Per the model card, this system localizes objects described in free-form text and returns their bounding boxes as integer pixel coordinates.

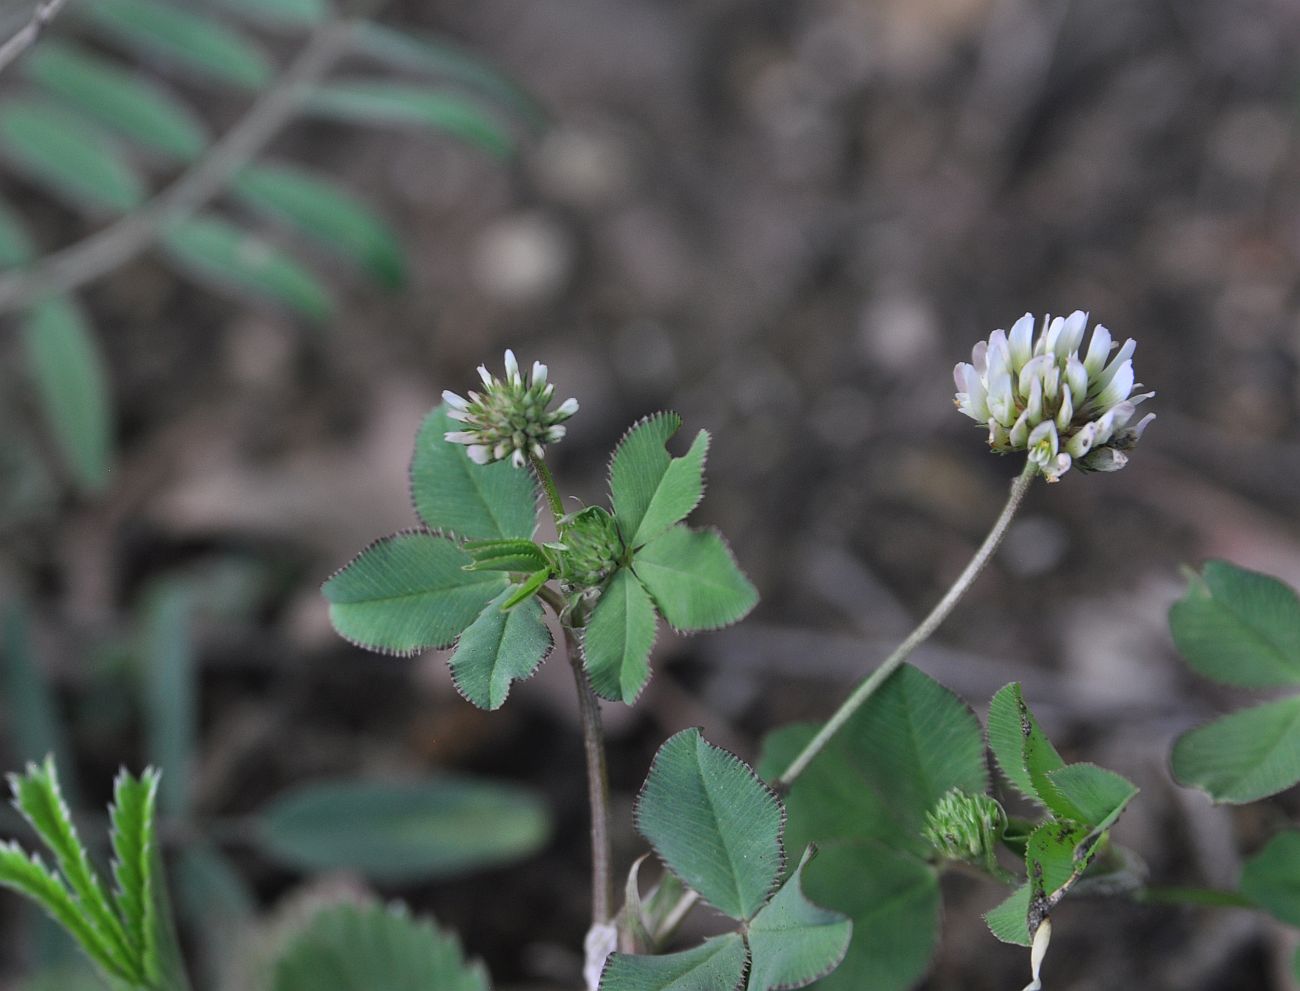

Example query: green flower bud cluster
[554,506,626,590]
[443,349,579,468]
[954,312,1154,482]
[923,788,1007,868]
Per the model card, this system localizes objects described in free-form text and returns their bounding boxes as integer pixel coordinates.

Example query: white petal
[532,361,548,388]
[1024,376,1044,426]
[556,397,580,417]
[1028,420,1058,457]
[442,390,469,410]
[1094,361,1134,410]
[1092,338,1136,395]
[1041,315,1064,357]
[1008,313,1034,370]
[987,330,1011,380]
[1083,324,1112,378]
[970,339,989,375]
[467,445,491,464]
[546,424,567,442]
[477,364,493,386]
[987,372,1016,427]
[1009,409,1031,448]
[1056,310,1087,359]
[446,408,471,422]
[512,448,527,468]
[1065,356,1088,406]
[444,431,478,444]
[1066,421,1097,458]
[1055,387,1073,430]
[1131,412,1155,439]
[503,349,520,383]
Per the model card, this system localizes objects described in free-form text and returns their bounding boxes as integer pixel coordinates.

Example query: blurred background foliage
[0,0,1298,988]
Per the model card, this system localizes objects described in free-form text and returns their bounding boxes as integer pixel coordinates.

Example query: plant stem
[0,0,71,76]
[774,459,1037,791]
[539,585,613,927]
[0,0,384,315]
[530,452,566,525]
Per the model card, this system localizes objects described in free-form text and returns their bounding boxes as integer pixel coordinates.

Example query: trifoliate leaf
[232,163,406,286]
[632,525,756,633]
[271,902,490,991]
[0,99,144,214]
[22,296,113,494]
[86,0,272,89]
[254,777,549,883]
[1170,561,1300,688]
[582,568,658,704]
[599,934,748,991]
[1171,696,1300,804]
[608,413,709,548]
[798,839,939,991]
[161,214,335,322]
[410,405,539,541]
[23,41,208,161]
[305,81,513,157]
[746,848,852,991]
[322,531,504,655]
[1240,832,1300,927]
[448,588,553,709]
[634,728,783,922]
[987,683,1067,810]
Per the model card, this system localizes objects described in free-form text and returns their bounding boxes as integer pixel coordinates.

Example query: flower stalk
[774,460,1036,791]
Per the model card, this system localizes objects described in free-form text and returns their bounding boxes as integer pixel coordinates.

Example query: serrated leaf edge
[632,525,759,634]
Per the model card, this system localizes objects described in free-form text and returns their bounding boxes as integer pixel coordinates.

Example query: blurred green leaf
[254,776,550,882]
[322,531,504,655]
[634,728,783,922]
[409,405,540,541]
[1172,696,1300,803]
[1240,831,1300,926]
[161,214,335,322]
[1,601,80,800]
[351,23,545,125]
[23,41,208,161]
[632,526,757,633]
[208,0,329,30]
[85,0,271,90]
[0,99,144,214]
[1171,561,1300,687]
[746,849,851,991]
[139,583,196,818]
[18,959,107,991]
[582,567,658,704]
[448,588,553,710]
[22,296,114,494]
[799,840,939,991]
[232,163,406,286]
[0,195,34,267]
[271,902,490,991]
[306,81,513,157]
[600,934,747,991]
[175,842,254,991]
[609,413,709,549]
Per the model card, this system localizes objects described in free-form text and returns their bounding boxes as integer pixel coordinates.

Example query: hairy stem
[0,0,383,315]
[774,459,1037,791]
[530,452,566,525]
[540,585,613,927]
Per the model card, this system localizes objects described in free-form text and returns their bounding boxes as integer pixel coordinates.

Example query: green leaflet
[1240,831,1300,927]
[599,934,747,991]
[987,683,1067,811]
[22,296,114,494]
[985,820,1095,946]
[322,532,504,655]
[1171,696,1300,804]
[449,589,553,710]
[350,23,546,125]
[410,405,539,541]
[1044,763,1138,834]
[0,98,144,214]
[253,776,549,883]
[582,567,658,703]
[799,840,939,991]
[1170,561,1300,687]
[305,81,514,158]
[270,902,490,991]
[746,849,852,991]
[634,728,783,922]
[232,163,406,286]
[161,214,335,322]
[86,0,271,90]
[23,41,208,161]
[632,525,757,633]
[609,413,709,548]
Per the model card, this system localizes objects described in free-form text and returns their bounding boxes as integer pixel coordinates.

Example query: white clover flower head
[954,312,1154,482]
[442,349,579,468]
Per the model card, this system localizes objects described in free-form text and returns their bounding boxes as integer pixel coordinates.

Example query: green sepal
[462,538,551,574]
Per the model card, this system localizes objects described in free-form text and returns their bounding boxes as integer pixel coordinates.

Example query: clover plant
[6,315,1300,991]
